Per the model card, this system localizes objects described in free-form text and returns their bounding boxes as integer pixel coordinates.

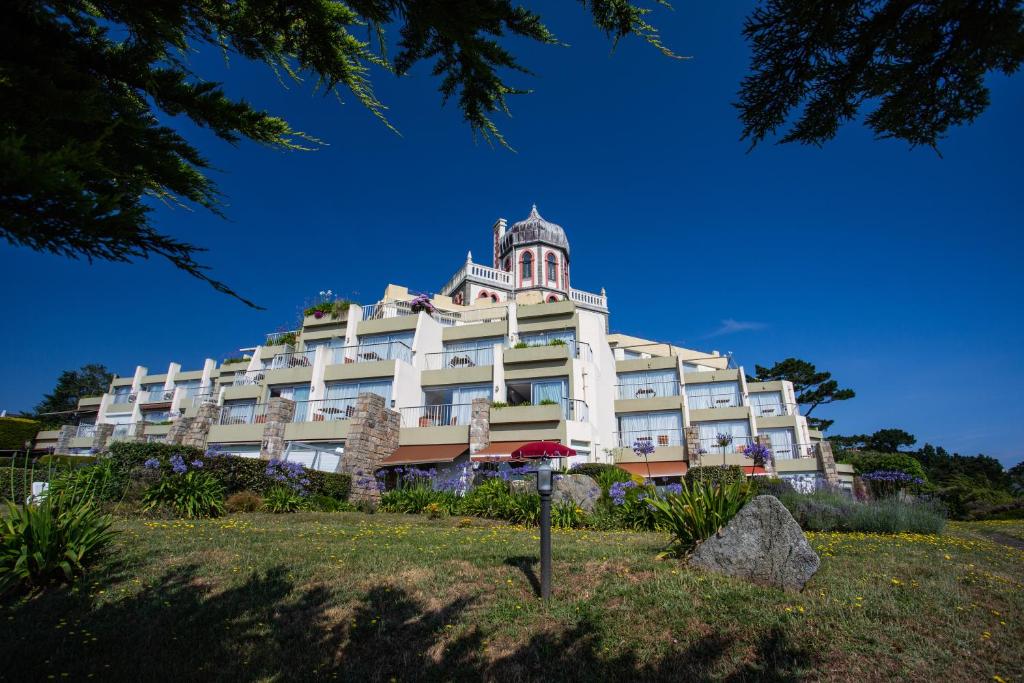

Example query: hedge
[685,465,745,487]
[567,463,625,479]
[0,416,41,451]
[840,451,928,482]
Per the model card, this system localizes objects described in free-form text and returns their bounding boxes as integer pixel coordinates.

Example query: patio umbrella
[510,441,576,460]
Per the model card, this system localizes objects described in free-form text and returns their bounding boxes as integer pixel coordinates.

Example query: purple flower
[170,455,187,474]
[664,483,683,496]
[715,433,733,447]
[632,438,656,458]
[742,443,773,467]
[191,459,204,469]
[609,480,638,506]
[143,458,160,470]
[861,470,924,485]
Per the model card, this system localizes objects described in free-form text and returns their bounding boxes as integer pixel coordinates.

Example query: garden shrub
[225,491,264,513]
[0,490,117,595]
[750,477,796,497]
[777,489,945,534]
[552,501,588,528]
[567,463,625,480]
[840,451,928,481]
[685,466,745,487]
[647,478,753,555]
[964,499,1024,521]
[608,480,659,531]
[264,486,303,513]
[1,468,50,503]
[0,417,41,451]
[933,474,1015,519]
[142,470,226,519]
[48,459,123,504]
[36,454,98,468]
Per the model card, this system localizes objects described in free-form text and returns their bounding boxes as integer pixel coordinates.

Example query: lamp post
[537,457,553,600]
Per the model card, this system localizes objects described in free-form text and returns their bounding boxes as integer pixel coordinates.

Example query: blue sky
[2,3,1021,466]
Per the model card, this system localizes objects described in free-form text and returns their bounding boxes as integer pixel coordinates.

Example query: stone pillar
[469,398,491,454]
[55,425,75,454]
[92,423,114,453]
[260,397,296,460]
[182,401,220,450]
[816,441,841,487]
[756,434,776,476]
[342,392,400,504]
[131,421,147,443]
[166,416,194,445]
[683,426,701,466]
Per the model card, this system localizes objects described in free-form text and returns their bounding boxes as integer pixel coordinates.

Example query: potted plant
[409,293,436,315]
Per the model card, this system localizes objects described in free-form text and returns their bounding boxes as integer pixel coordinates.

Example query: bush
[647,478,753,555]
[264,486,304,513]
[0,492,117,595]
[225,490,264,513]
[964,499,1024,521]
[777,489,945,534]
[141,471,226,519]
[552,501,588,528]
[608,480,659,531]
[840,451,928,482]
[0,417,40,451]
[568,463,631,495]
[49,459,122,504]
[36,454,98,468]
[459,478,512,518]
[750,477,796,497]
[1,468,50,503]
[685,466,745,487]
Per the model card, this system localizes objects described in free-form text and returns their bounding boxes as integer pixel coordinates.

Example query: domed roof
[501,205,570,256]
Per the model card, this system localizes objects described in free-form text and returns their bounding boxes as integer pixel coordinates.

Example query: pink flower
[313,310,324,319]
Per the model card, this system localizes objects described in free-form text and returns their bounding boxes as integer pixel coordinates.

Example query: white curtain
[326,380,391,404]
[686,381,740,409]
[619,411,682,446]
[443,338,499,367]
[521,330,575,346]
[531,379,565,405]
[761,428,795,459]
[697,420,751,450]
[620,369,678,398]
[749,391,784,416]
[452,385,492,424]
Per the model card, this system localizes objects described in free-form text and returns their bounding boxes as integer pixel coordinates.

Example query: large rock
[689,495,820,592]
[552,474,601,513]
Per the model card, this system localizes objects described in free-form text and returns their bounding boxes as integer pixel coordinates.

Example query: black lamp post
[537,456,553,600]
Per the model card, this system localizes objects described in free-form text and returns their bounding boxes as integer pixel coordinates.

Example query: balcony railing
[400,403,472,428]
[112,424,133,437]
[75,424,96,438]
[750,402,796,418]
[618,429,684,448]
[616,380,681,400]
[686,392,744,410]
[769,442,817,460]
[440,262,513,297]
[141,388,174,403]
[568,288,607,309]
[111,392,135,405]
[218,403,268,425]
[292,398,358,423]
[232,369,269,387]
[361,300,459,326]
[270,349,316,369]
[563,398,588,422]
[695,435,755,454]
[329,340,413,365]
[424,346,494,370]
[265,330,299,345]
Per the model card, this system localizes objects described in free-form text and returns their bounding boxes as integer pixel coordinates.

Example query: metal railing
[111,424,133,437]
[563,398,588,422]
[329,340,413,365]
[695,435,755,454]
[75,424,97,438]
[232,369,269,386]
[573,341,593,362]
[618,428,684,448]
[265,330,299,345]
[616,380,681,400]
[270,349,316,369]
[769,442,817,460]
[292,397,358,423]
[424,346,494,370]
[141,388,174,403]
[218,403,268,425]
[750,401,796,418]
[400,403,472,428]
[361,300,459,326]
[686,392,744,410]
[111,392,135,405]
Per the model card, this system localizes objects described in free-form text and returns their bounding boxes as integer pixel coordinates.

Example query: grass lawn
[2,513,1022,682]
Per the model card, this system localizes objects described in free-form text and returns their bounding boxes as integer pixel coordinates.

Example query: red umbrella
[510,441,576,460]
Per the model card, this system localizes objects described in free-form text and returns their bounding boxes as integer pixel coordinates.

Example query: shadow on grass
[504,554,542,597]
[2,563,817,682]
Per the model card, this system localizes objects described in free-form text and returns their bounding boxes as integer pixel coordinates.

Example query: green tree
[749,358,855,431]
[738,0,1024,151]
[33,364,113,424]
[830,428,916,453]
[0,0,674,307]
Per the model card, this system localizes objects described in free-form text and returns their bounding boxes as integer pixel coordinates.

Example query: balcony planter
[489,403,563,424]
[502,344,570,364]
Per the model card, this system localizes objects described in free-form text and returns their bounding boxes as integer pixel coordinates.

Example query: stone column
[92,423,114,453]
[166,416,194,445]
[55,425,75,454]
[131,421,147,443]
[469,398,491,454]
[683,426,701,466]
[756,434,776,477]
[182,401,220,450]
[342,392,400,504]
[260,397,296,460]
[816,441,841,487]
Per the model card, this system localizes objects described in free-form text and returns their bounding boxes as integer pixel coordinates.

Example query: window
[696,420,752,452]
[356,332,414,363]
[419,384,492,425]
[325,380,392,405]
[520,330,575,347]
[685,382,741,410]
[618,411,683,447]
[749,391,785,417]
[622,349,645,360]
[546,253,557,281]
[618,369,679,399]
[143,410,171,424]
[269,384,310,402]
[504,258,511,272]
[760,428,796,459]
[522,251,533,279]
[112,386,132,403]
[441,338,500,367]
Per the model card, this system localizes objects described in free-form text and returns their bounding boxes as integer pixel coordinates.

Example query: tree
[738,0,1024,151]
[33,364,113,423]
[0,1,674,307]
[864,428,917,453]
[749,358,855,431]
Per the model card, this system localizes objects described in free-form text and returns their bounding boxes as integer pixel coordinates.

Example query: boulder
[553,474,601,513]
[688,495,820,592]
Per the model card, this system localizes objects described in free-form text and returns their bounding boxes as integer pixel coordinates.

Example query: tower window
[547,253,557,282]
[522,252,533,279]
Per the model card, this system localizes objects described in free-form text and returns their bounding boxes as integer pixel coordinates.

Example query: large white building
[41,206,851,490]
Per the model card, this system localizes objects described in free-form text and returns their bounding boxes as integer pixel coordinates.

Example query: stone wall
[816,441,841,487]
[683,426,700,465]
[181,402,220,450]
[342,392,400,504]
[91,423,114,453]
[55,425,75,454]
[166,416,194,445]
[131,421,146,443]
[469,398,491,454]
[260,397,296,460]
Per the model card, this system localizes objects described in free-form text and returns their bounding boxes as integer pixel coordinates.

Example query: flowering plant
[861,469,925,498]
[742,442,773,467]
[265,459,312,496]
[409,293,436,314]
[715,433,733,448]
[632,438,655,458]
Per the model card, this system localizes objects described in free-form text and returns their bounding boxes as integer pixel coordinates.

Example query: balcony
[140,389,174,404]
[329,340,412,365]
[771,442,817,461]
[616,381,681,400]
[292,398,357,423]
[424,347,494,370]
[750,401,796,418]
[218,403,268,425]
[490,398,586,423]
[440,262,513,298]
[618,429,684,449]
[361,300,460,326]
[686,392,743,411]
[400,403,472,428]
[568,287,607,310]
[269,350,316,369]
[232,369,269,387]
[111,424,134,439]
[75,424,97,438]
